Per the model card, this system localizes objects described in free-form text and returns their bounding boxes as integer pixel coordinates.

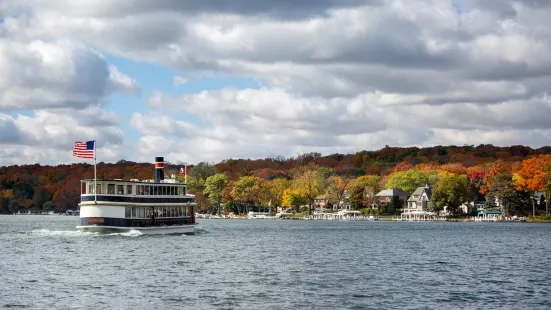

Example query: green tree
[43,201,54,212]
[189,163,215,183]
[431,174,469,216]
[348,175,382,210]
[386,169,428,194]
[33,185,49,210]
[488,172,526,216]
[317,167,338,190]
[203,173,228,216]
[231,176,265,213]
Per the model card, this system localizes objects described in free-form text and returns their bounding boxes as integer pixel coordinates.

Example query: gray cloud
[1,0,551,164]
[17,0,379,19]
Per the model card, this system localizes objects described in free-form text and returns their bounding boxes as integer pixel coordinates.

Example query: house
[313,194,331,211]
[374,188,410,209]
[404,185,432,214]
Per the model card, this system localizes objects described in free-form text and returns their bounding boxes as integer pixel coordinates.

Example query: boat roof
[80,179,185,185]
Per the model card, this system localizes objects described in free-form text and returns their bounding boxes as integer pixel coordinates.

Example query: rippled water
[1,215,550,309]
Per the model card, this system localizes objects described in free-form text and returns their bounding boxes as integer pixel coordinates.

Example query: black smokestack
[155,157,164,183]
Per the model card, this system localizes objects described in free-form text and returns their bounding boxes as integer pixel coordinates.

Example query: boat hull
[76,224,197,235]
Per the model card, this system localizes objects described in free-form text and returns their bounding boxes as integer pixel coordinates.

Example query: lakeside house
[401,184,433,219]
[374,188,409,210]
[313,194,331,211]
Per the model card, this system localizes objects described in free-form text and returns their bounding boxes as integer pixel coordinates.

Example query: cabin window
[144,185,150,195]
[96,184,102,194]
[117,185,124,195]
[81,183,87,194]
[152,186,157,195]
[107,184,115,194]
[88,184,95,194]
[125,207,131,218]
[169,186,174,195]
[178,186,183,196]
[136,185,143,195]
[126,185,132,195]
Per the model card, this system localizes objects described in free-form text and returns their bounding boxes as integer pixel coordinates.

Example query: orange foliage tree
[480,160,512,195]
[514,155,551,216]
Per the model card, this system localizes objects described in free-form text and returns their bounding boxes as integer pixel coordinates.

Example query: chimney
[155,157,165,183]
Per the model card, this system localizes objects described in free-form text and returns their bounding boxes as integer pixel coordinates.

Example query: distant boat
[75,156,197,234]
[247,211,271,219]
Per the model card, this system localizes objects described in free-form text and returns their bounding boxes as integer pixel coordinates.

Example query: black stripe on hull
[81,195,194,204]
[80,217,195,227]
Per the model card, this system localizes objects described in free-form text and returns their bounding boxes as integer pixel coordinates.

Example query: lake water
[1,215,550,309]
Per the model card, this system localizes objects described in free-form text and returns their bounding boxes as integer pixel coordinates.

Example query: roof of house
[375,188,410,197]
[314,194,330,200]
[407,185,432,202]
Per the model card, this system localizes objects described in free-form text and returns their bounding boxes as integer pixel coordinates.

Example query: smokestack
[155,157,165,183]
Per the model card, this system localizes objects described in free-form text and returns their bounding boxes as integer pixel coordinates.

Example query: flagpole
[94,137,97,203]
[184,165,187,184]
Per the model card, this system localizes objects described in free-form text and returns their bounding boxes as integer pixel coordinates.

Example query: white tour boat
[76,157,197,234]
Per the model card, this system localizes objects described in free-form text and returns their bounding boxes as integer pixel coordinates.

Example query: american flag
[73,141,95,159]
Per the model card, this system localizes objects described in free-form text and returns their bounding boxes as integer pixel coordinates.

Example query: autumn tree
[264,178,291,210]
[291,165,323,214]
[514,155,551,216]
[282,188,307,212]
[385,169,428,194]
[469,171,486,202]
[348,175,382,210]
[431,174,469,216]
[325,176,350,208]
[231,176,265,213]
[488,172,527,216]
[203,173,228,216]
[481,160,511,195]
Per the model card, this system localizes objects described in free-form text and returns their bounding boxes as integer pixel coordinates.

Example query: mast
[94,137,97,203]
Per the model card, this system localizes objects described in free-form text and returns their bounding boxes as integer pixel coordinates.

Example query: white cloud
[129,87,551,163]
[0,107,124,165]
[1,0,551,164]
[172,76,189,86]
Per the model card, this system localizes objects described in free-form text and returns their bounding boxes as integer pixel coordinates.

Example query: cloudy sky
[1,0,550,165]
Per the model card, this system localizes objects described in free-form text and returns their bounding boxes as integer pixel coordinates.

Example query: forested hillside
[1,144,551,215]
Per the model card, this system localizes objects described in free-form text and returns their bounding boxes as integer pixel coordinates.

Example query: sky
[1,0,551,166]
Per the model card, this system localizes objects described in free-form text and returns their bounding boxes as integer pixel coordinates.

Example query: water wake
[23,229,143,238]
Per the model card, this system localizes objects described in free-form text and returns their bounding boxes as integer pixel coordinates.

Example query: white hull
[76,224,197,234]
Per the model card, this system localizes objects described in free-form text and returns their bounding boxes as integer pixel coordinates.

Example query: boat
[247,211,271,219]
[76,157,197,234]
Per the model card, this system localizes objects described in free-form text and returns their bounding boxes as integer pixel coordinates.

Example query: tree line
[1,145,551,216]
